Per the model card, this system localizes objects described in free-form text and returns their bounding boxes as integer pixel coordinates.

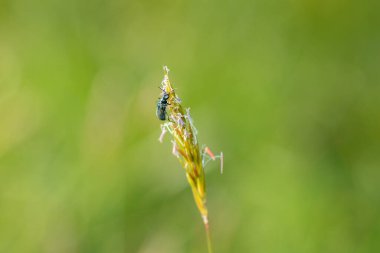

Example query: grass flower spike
[157,66,222,253]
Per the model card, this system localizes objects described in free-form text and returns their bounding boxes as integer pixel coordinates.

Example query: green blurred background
[0,0,379,252]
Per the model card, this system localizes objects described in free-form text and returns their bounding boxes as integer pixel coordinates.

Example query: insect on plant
[156,66,223,253]
[156,88,170,121]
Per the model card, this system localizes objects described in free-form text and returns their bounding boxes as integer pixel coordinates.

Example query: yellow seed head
[158,66,208,221]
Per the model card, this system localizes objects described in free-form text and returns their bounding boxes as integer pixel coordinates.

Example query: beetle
[156,89,170,121]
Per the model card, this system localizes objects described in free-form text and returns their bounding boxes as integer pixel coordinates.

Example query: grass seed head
[158,66,208,221]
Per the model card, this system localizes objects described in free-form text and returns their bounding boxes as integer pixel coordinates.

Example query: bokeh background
[0,0,379,252]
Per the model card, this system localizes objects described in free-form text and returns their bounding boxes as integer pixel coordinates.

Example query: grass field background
[0,0,379,252]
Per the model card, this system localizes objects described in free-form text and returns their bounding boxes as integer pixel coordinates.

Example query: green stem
[204,218,213,253]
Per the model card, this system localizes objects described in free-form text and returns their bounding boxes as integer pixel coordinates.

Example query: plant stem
[204,218,213,253]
